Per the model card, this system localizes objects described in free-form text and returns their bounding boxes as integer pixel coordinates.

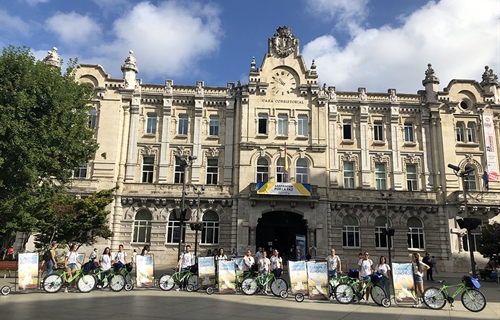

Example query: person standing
[423,252,434,281]
[326,248,342,281]
[89,248,98,261]
[114,244,128,266]
[243,250,255,278]
[375,255,391,300]
[231,248,238,259]
[46,241,58,276]
[270,249,283,278]
[176,245,193,291]
[430,256,438,274]
[98,247,112,288]
[411,252,430,308]
[255,247,263,263]
[358,251,374,304]
[258,251,271,294]
[64,244,83,292]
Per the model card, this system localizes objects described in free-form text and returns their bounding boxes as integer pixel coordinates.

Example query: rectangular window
[375,227,393,248]
[463,226,482,252]
[133,221,151,243]
[406,164,417,191]
[343,162,355,189]
[89,110,97,129]
[201,222,219,244]
[258,113,268,134]
[146,113,157,134]
[209,115,219,136]
[374,121,383,141]
[277,114,288,136]
[375,163,386,190]
[142,156,154,183]
[343,120,352,140]
[174,159,185,184]
[178,114,188,135]
[464,174,477,191]
[404,123,414,142]
[456,122,465,142]
[206,158,218,185]
[73,163,87,179]
[167,221,185,244]
[342,226,360,247]
[297,115,307,136]
[467,122,476,143]
[407,228,425,249]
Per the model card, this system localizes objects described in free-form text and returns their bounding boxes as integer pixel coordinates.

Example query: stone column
[125,95,140,181]
[158,91,173,182]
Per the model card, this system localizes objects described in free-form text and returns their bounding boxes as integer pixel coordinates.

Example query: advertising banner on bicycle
[136,254,154,288]
[307,261,329,300]
[288,260,308,294]
[198,257,216,289]
[233,257,244,279]
[218,260,236,294]
[18,253,39,290]
[392,262,417,304]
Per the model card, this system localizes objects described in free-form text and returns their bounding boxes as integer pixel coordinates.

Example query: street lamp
[448,163,480,277]
[380,190,394,266]
[175,154,197,261]
[190,185,205,261]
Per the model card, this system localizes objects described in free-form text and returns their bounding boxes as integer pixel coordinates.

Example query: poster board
[233,257,244,282]
[306,261,329,300]
[18,253,39,290]
[198,257,216,289]
[392,262,417,305]
[77,253,86,267]
[295,235,306,260]
[218,260,236,294]
[288,260,308,294]
[136,254,155,287]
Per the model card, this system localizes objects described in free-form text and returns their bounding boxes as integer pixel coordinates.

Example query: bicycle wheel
[159,274,176,291]
[270,278,288,297]
[187,274,199,291]
[241,278,258,295]
[280,290,288,299]
[43,274,63,293]
[206,286,214,295]
[461,289,486,312]
[1,286,11,296]
[334,283,355,304]
[124,273,134,290]
[423,287,446,310]
[109,274,125,292]
[370,284,387,306]
[295,293,305,303]
[382,298,391,308]
[77,274,96,293]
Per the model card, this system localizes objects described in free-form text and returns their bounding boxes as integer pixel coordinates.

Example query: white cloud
[96,1,223,80]
[21,0,49,5]
[45,12,102,48]
[0,10,30,37]
[302,0,500,93]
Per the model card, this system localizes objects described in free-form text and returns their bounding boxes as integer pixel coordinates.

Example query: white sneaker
[365,300,369,305]
[175,288,180,291]
[412,304,418,308]
[64,288,68,293]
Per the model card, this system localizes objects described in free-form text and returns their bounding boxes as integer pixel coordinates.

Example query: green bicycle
[334,274,389,307]
[43,268,95,293]
[93,269,126,292]
[158,267,198,292]
[241,272,288,297]
[329,273,352,299]
[423,275,486,312]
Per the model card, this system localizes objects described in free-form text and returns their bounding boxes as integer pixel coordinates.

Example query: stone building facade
[63,27,499,271]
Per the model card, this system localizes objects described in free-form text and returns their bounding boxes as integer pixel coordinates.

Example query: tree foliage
[0,46,99,249]
[478,222,500,264]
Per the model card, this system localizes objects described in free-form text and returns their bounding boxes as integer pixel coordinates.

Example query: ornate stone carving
[328,86,337,100]
[43,47,61,68]
[227,82,234,97]
[389,89,397,103]
[165,80,173,94]
[259,147,266,157]
[121,50,138,73]
[481,66,499,86]
[208,147,219,158]
[196,81,204,95]
[272,26,297,57]
[358,88,367,101]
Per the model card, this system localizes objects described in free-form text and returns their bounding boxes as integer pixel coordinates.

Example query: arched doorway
[256,211,307,262]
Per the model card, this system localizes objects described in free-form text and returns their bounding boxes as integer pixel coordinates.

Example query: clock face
[270,69,298,95]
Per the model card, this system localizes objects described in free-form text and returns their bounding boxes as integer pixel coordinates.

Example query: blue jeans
[180,267,190,289]
[378,275,391,300]
[46,260,54,276]
[328,269,338,280]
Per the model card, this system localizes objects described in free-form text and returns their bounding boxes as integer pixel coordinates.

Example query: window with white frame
[342,215,360,247]
[296,159,308,183]
[343,162,355,189]
[146,113,157,134]
[464,171,477,191]
[374,121,384,141]
[276,158,287,182]
[375,216,392,248]
[209,115,219,136]
[277,114,288,136]
[407,217,425,249]
[89,109,97,129]
[297,115,307,136]
[343,119,352,140]
[462,224,482,252]
[456,122,465,142]
[256,158,269,183]
[166,211,185,244]
[73,163,87,179]
[133,210,152,243]
[467,122,476,143]
[404,123,414,142]
[206,158,218,185]
[375,163,386,190]
[258,113,268,134]
[142,156,154,183]
[174,157,185,184]
[201,211,219,244]
[406,164,417,191]
[178,114,188,135]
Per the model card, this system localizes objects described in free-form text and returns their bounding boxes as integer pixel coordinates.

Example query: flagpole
[284,142,289,182]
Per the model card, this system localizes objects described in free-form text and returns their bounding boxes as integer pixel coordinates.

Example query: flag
[482,171,489,190]
[284,143,289,173]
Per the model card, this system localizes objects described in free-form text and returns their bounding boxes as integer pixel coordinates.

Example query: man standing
[176,245,193,291]
[326,248,342,280]
[255,247,263,263]
[423,252,433,281]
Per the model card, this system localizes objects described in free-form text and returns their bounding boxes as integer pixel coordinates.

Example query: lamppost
[190,185,205,261]
[175,154,197,261]
[380,190,394,266]
[448,164,480,277]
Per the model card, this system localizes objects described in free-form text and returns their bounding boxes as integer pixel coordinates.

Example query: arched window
[256,158,269,183]
[464,171,477,191]
[342,215,360,248]
[133,210,152,243]
[295,159,308,183]
[201,211,219,244]
[407,217,424,249]
[166,210,185,244]
[374,216,392,248]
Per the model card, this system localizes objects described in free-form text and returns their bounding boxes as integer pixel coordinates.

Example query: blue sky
[1,0,499,93]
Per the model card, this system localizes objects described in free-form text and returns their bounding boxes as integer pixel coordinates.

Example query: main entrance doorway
[256,211,307,262]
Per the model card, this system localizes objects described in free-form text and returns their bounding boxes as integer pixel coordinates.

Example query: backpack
[43,250,51,262]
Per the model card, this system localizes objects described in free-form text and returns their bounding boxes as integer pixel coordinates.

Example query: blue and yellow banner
[256,182,311,196]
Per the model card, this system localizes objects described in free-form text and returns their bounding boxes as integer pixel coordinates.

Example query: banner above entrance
[256,182,311,196]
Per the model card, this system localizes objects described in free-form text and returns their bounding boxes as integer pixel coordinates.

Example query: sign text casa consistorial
[261,99,304,104]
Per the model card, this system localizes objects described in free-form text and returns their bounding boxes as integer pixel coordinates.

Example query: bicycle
[158,267,199,292]
[334,274,389,307]
[43,267,96,293]
[422,275,486,312]
[241,272,288,297]
[93,269,126,292]
[328,273,352,299]
[112,262,134,291]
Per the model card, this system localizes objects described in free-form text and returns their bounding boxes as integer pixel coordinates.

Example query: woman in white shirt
[411,252,430,307]
[375,255,391,300]
[98,247,112,287]
[64,244,83,292]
